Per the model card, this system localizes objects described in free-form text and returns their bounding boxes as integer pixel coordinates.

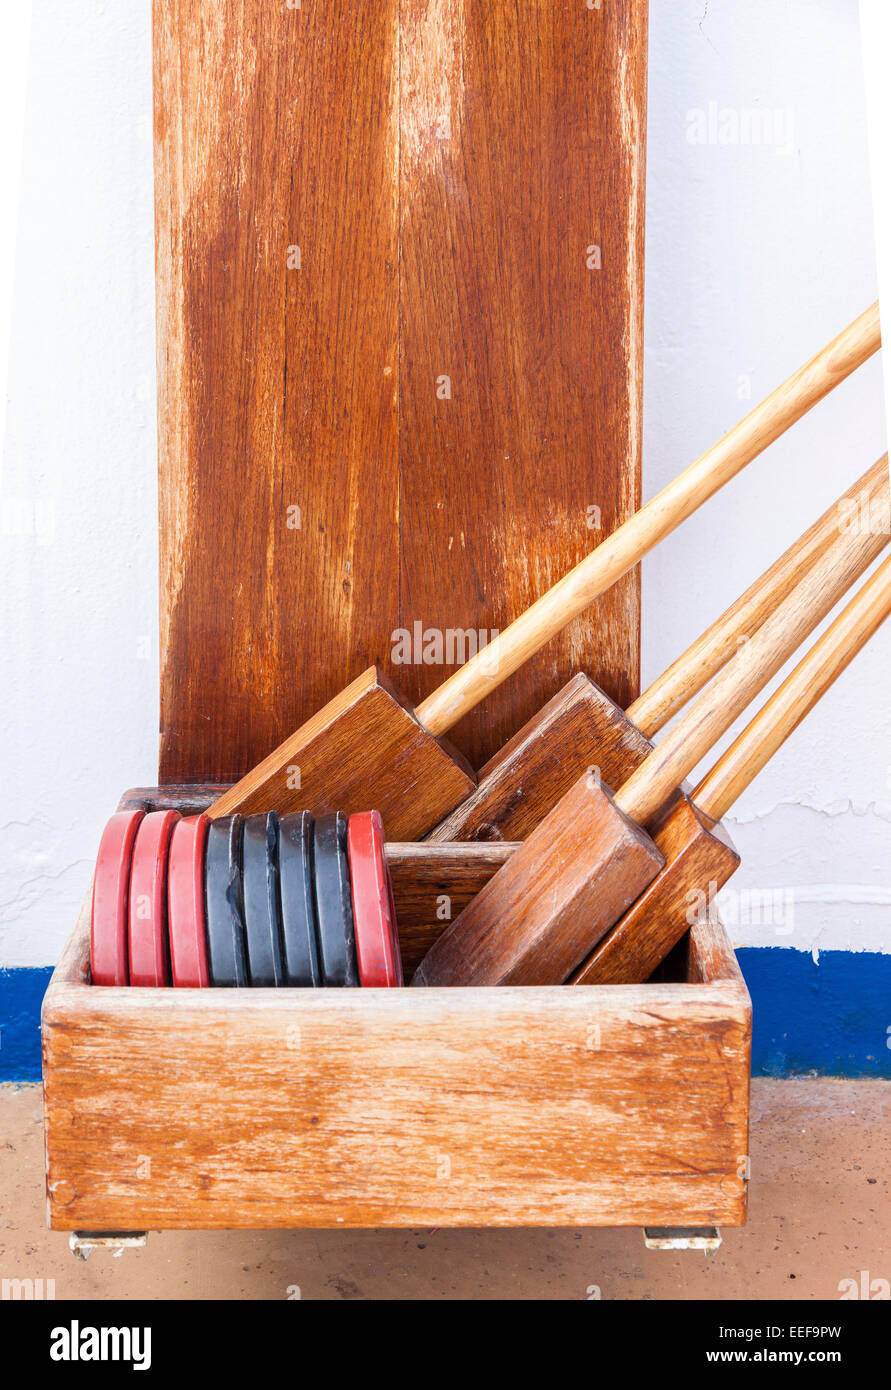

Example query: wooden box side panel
[46,796,750,1232]
[44,908,749,1231]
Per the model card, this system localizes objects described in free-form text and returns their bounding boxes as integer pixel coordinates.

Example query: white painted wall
[643,0,889,956]
[0,1,888,967]
[1,3,157,967]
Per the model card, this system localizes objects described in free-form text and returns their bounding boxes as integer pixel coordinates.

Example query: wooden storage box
[43,788,751,1231]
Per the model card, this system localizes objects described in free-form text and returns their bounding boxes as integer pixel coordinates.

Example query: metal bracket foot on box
[69,1232,148,1261]
[643,1227,722,1255]
[67,1229,723,1258]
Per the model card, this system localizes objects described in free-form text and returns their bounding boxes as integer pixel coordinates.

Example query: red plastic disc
[128,810,180,986]
[91,810,145,986]
[167,814,210,987]
[347,811,403,987]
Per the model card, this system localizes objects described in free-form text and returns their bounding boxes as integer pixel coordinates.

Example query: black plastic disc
[204,815,249,987]
[313,812,359,987]
[278,811,321,987]
[242,812,285,986]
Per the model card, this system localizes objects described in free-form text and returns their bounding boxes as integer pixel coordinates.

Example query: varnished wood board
[397,0,647,766]
[154,2,646,782]
[154,0,401,782]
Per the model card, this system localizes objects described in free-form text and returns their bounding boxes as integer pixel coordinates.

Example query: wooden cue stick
[628,455,890,736]
[425,459,890,845]
[417,302,881,738]
[614,494,889,829]
[693,553,891,823]
[570,552,891,987]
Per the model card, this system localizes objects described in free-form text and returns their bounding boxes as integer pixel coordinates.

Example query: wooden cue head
[208,667,477,841]
[425,672,655,843]
[412,770,666,987]
[570,793,741,986]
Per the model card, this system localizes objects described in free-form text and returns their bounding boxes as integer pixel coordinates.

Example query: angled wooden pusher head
[427,454,891,842]
[411,507,890,987]
[572,549,891,984]
[208,666,478,842]
[208,305,881,840]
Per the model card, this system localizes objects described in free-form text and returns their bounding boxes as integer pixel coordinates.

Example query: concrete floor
[1,1079,888,1301]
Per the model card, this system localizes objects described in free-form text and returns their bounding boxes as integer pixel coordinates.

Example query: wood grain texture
[43,893,750,1231]
[386,841,513,974]
[119,785,232,815]
[155,0,401,783]
[155,0,646,783]
[206,668,475,841]
[426,672,654,842]
[571,795,740,986]
[413,772,665,987]
[397,0,647,764]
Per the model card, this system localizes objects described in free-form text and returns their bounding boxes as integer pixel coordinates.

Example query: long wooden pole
[417,302,881,737]
[614,484,889,826]
[404,555,891,889]
[694,554,891,822]
[628,455,890,736]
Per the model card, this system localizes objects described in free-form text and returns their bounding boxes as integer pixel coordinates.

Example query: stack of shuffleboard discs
[90,808,402,989]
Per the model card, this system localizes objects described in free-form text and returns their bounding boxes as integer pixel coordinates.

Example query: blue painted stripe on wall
[0,967,53,1082]
[2,951,890,1081]
[737,948,891,1078]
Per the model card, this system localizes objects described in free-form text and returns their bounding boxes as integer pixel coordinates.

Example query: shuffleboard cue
[412,503,887,986]
[571,552,891,984]
[428,456,891,840]
[210,304,881,839]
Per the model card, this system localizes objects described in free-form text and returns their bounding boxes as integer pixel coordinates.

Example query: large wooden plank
[44,902,749,1231]
[396,0,647,766]
[155,2,646,783]
[154,1,401,781]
